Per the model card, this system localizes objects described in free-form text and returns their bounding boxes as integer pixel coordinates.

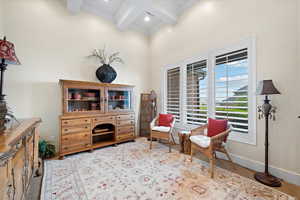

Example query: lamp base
[0,100,7,133]
[254,172,281,187]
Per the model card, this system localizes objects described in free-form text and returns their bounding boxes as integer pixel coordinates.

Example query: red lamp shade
[0,37,20,65]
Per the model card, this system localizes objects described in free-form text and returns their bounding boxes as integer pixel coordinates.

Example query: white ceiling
[66,0,199,36]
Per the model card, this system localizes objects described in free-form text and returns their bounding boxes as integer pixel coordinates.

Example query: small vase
[96,64,117,83]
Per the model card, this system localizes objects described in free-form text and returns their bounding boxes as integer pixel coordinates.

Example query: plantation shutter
[166,67,180,121]
[214,48,249,133]
[186,60,208,125]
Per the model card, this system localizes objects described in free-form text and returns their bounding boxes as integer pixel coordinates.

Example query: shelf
[94,128,110,133]
[108,99,129,102]
[68,110,100,113]
[68,99,99,102]
[92,131,114,136]
[92,140,115,149]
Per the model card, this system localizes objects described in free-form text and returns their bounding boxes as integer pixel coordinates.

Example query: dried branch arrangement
[89,47,124,65]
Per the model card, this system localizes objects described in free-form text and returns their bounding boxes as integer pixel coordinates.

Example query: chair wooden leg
[210,157,215,178]
[150,136,153,150]
[190,146,194,162]
[224,148,233,163]
[170,132,176,145]
[169,138,171,153]
[223,148,236,170]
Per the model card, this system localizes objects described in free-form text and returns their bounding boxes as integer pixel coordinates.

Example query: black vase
[96,64,117,83]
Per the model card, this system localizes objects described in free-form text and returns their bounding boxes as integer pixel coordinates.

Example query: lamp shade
[0,37,21,65]
[256,80,280,95]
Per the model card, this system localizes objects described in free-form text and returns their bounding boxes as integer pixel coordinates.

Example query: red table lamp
[0,36,21,132]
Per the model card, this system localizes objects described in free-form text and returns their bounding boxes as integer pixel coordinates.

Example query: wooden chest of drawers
[59,113,136,158]
[116,114,135,141]
[60,118,92,155]
[59,80,136,158]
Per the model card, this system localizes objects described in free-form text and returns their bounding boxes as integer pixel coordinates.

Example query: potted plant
[39,140,56,159]
[89,47,124,83]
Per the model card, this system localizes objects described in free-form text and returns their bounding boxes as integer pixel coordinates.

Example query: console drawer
[117,132,134,140]
[117,114,134,121]
[61,142,91,153]
[61,125,90,135]
[117,125,135,134]
[117,120,134,127]
[62,118,91,127]
[61,132,90,145]
[93,116,115,123]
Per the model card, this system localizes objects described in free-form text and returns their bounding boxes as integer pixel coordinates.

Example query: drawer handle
[84,134,88,137]
[64,147,68,150]
[64,121,68,124]
[85,126,88,129]
[64,138,68,140]
[64,129,68,132]
[94,119,98,121]
[85,119,88,122]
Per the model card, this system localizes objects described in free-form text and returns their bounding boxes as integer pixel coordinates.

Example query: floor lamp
[255,80,281,187]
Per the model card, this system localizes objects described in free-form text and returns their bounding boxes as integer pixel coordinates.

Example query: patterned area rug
[41,138,294,200]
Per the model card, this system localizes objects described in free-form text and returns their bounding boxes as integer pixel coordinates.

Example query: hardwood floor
[205,155,300,199]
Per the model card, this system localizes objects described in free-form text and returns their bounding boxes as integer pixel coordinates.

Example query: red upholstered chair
[190,118,233,178]
[149,114,176,152]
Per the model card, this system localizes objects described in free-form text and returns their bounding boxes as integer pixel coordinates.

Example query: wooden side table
[178,130,191,154]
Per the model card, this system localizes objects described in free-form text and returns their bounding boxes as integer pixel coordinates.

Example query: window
[186,60,208,125]
[214,49,249,134]
[166,67,181,122]
[163,39,256,144]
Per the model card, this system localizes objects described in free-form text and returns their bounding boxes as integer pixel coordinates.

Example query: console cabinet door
[13,145,25,200]
[63,86,106,114]
[105,87,134,113]
[26,133,35,186]
[0,161,12,200]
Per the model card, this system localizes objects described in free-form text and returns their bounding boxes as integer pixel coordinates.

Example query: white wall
[2,0,151,146]
[0,0,3,36]
[150,0,300,175]
[298,0,300,79]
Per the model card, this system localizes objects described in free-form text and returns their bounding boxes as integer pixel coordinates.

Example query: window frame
[162,38,257,145]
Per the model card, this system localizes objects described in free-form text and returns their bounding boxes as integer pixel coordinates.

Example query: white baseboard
[216,152,300,186]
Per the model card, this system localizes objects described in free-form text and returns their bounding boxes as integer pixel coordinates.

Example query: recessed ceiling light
[144,12,153,22]
[144,15,151,22]
[103,0,110,2]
